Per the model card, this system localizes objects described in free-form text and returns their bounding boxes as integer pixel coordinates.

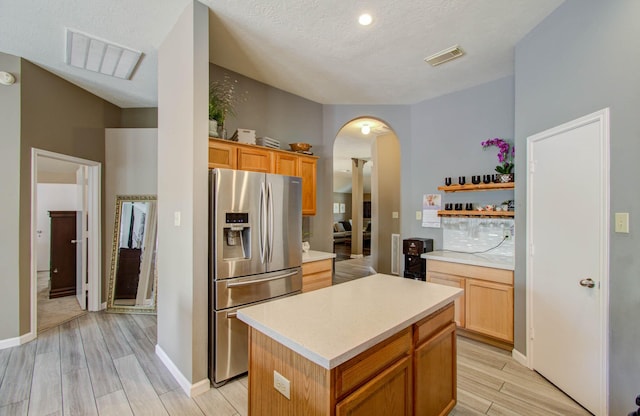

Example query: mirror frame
[107,194,157,314]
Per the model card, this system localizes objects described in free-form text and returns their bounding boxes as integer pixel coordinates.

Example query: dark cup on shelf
[492,174,499,183]
[444,177,452,186]
[458,176,466,185]
[471,175,481,184]
[454,203,463,210]
[444,203,453,210]
[465,203,473,210]
[483,174,492,184]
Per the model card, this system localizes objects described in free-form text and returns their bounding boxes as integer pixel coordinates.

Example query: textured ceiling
[0,0,563,108]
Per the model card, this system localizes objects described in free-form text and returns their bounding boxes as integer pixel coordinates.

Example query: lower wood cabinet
[336,356,412,416]
[301,259,333,292]
[247,303,456,416]
[427,260,514,347]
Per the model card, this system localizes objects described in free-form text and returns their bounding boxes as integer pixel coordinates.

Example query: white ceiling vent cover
[424,45,465,67]
[65,29,142,80]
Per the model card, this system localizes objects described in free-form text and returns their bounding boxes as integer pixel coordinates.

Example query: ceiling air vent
[65,28,142,80]
[424,45,465,67]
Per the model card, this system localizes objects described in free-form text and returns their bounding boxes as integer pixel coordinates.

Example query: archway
[332,117,401,278]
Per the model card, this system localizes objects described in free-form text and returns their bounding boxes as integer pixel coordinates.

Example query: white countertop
[302,250,336,263]
[237,274,462,369]
[422,250,514,270]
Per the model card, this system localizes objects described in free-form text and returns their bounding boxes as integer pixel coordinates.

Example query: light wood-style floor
[37,272,86,333]
[0,311,590,416]
[333,255,375,285]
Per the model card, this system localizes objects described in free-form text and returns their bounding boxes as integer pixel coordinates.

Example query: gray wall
[407,77,515,249]
[514,1,640,413]
[321,105,411,255]
[120,108,158,128]
[0,52,22,339]
[372,133,401,274]
[19,60,121,334]
[157,0,209,386]
[209,63,323,148]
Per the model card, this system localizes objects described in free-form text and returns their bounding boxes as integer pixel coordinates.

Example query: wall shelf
[438,210,514,218]
[437,183,514,193]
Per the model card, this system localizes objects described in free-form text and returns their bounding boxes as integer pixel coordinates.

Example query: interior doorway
[31,149,101,336]
[332,117,401,276]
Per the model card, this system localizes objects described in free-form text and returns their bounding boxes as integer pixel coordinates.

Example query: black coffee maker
[403,238,433,281]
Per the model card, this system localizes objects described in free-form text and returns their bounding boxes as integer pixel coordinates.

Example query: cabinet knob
[52,268,58,274]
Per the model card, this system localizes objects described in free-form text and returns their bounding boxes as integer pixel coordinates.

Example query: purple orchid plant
[481,138,514,174]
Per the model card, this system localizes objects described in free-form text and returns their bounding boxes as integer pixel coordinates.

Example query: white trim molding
[155,344,210,397]
[511,349,529,368]
[0,332,36,350]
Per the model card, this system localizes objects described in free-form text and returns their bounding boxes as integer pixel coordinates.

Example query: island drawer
[414,303,455,346]
[334,327,412,400]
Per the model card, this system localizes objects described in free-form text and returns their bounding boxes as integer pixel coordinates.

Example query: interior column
[350,158,366,258]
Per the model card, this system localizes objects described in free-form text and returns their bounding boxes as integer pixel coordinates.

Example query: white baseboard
[155,344,210,397]
[0,331,36,350]
[101,302,107,310]
[350,254,364,259]
[512,348,530,368]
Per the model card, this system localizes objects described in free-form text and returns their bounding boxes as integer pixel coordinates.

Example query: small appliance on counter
[403,238,433,281]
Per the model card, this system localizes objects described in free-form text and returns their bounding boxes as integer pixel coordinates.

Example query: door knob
[579,278,595,288]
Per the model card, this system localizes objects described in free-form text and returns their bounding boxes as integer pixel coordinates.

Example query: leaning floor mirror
[107,195,157,314]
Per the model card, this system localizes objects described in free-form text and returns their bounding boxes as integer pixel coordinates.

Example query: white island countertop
[422,250,514,270]
[237,274,462,369]
[302,250,336,263]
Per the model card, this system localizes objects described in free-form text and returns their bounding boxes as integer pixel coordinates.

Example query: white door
[75,166,88,310]
[527,109,609,415]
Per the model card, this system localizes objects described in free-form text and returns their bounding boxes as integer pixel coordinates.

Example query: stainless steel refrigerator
[209,168,302,386]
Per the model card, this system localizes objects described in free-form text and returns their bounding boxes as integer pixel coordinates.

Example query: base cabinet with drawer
[209,138,318,215]
[427,260,514,348]
[247,303,456,416]
[302,258,333,292]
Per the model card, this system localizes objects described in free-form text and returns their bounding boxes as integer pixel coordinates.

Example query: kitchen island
[237,274,463,416]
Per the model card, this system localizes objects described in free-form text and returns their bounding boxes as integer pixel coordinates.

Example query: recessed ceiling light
[361,124,371,135]
[358,14,372,26]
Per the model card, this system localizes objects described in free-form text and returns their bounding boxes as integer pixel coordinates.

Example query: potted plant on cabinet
[482,138,515,182]
[209,75,245,139]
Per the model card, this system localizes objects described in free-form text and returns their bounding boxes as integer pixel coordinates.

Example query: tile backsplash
[442,217,514,257]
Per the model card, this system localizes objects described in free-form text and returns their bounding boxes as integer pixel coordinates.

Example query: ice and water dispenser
[223,212,251,259]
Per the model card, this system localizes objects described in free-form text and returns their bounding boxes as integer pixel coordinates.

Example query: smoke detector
[424,45,465,67]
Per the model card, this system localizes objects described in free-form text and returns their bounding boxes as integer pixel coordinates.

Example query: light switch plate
[392,211,399,219]
[416,211,422,220]
[615,212,629,233]
[174,211,181,227]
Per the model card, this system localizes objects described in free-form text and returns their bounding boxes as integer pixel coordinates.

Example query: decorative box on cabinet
[427,259,514,349]
[208,138,318,215]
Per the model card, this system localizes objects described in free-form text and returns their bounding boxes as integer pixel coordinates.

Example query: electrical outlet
[503,228,513,239]
[416,211,422,220]
[273,370,290,399]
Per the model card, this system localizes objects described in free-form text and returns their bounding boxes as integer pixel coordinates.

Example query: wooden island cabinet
[238,274,462,416]
[209,138,318,215]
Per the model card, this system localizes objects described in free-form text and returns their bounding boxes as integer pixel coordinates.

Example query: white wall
[105,128,158,276]
[36,184,79,271]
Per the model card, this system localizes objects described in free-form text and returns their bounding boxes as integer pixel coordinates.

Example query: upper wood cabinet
[209,138,318,215]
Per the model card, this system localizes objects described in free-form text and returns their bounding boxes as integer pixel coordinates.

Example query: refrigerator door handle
[226,270,298,288]
[267,182,274,263]
[259,182,267,263]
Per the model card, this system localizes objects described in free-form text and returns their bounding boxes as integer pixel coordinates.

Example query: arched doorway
[332,117,401,280]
